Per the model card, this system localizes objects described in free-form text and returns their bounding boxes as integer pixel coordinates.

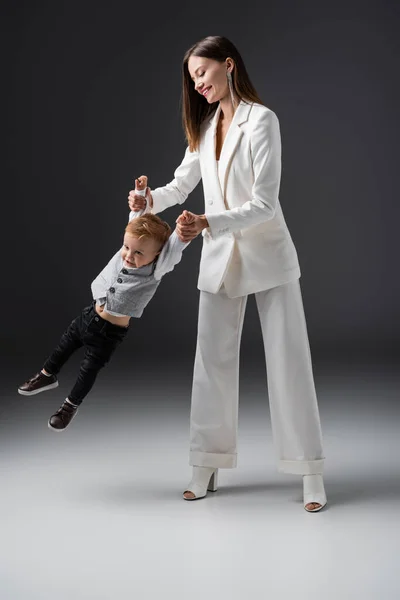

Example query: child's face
[121,233,161,269]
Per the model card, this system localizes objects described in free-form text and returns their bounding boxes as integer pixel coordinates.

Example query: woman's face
[187,56,230,104]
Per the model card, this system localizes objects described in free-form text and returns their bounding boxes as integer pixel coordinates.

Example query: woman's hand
[176,210,209,242]
[128,185,153,211]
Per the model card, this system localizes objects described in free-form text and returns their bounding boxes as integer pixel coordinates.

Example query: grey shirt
[91,210,188,318]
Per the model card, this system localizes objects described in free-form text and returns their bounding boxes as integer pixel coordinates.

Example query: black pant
[43,303,129,405]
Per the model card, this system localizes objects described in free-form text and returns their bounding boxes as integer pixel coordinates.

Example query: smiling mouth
[202,86,211,97]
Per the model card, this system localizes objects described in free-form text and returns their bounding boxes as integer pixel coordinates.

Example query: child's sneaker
[48,399,79,432]
[18,372,59,396]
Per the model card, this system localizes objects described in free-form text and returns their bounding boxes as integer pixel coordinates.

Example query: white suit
[151,101,324,475]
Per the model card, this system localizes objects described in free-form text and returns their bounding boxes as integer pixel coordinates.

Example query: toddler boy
[18,177,189,431]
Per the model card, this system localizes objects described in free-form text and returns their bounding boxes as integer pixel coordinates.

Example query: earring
[227,70,237,109]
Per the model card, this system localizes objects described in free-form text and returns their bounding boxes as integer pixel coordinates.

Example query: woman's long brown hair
[182,36,264,151]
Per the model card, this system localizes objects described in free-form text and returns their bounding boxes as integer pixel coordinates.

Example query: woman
[129,36,327,512]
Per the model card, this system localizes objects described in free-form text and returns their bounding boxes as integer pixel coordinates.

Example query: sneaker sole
[47,408,78,432]
[47,421,66,432]
[18,381,59,396]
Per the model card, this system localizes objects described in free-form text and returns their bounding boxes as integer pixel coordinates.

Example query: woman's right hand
[128,186,153,211]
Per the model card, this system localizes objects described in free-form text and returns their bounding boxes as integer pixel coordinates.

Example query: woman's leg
[255,279,325,475]
[189,287,247,469]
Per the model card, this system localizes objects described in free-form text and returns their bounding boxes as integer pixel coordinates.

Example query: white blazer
[151,100,301,298]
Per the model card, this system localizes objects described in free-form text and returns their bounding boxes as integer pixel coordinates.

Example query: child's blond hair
[125,213,171,249]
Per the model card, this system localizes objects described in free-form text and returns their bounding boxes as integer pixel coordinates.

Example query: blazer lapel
[201,105,223,203]
[218,101,252,200]
[202,101,252,205]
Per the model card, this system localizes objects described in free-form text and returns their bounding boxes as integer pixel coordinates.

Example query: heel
[183,466,219,500]
[207,469,218,492]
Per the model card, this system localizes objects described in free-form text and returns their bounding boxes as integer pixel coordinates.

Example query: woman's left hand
[176,210,209,242]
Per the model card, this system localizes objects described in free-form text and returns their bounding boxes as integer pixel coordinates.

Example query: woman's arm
[128,146,201,216]
[206,110,281,238]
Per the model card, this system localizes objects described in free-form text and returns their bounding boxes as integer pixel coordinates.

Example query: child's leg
[68,332,125,405]
[42,308,89,376]
[18,307,89,396]
[48,316,128,431]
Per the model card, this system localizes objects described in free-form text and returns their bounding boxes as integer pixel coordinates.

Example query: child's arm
[153,211,193,280]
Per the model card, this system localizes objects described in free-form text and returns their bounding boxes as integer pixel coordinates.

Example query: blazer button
[109,287,115,293]
[117,278,122,283]
[208,199,213,205]
[121,269,128,275]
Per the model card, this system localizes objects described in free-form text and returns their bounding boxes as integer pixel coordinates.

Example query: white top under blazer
[150,100,301,298]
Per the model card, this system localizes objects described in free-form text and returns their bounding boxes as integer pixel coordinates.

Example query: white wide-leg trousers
[189,279,325,475]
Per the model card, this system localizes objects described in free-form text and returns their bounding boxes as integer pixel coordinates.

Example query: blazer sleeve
[205,110,282,238]
[150,146,202,215]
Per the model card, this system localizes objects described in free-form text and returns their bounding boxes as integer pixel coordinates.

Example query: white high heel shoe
[183,466,218,501]
[303,474,327,512]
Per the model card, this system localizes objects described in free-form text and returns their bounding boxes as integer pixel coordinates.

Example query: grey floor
[1,361,399,600]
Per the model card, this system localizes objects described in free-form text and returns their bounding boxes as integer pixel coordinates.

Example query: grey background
[2,0,399,367]
[1,3,400,599]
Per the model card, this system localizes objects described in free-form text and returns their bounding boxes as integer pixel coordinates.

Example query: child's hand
[135,175,148,192]
[176,210,196,225]
[175,210,208,242]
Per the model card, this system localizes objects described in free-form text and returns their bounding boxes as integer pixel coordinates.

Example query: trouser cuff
[190,451,237,469]
[278,459,325,475]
